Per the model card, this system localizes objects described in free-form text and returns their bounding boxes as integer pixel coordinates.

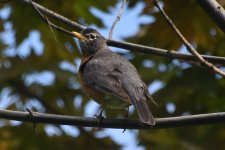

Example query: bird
[72,28,156,125]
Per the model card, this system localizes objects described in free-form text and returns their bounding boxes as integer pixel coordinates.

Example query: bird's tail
[132,98,155,125]
[128,87,155,125]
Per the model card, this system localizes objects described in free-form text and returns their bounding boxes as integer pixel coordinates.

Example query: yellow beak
[72,31,88,41]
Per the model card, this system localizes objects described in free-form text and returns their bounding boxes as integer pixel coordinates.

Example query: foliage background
[0,0,225,149]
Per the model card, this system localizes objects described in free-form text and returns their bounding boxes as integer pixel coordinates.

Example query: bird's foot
[166,50,174,64]
[122,107,129,133]
[26,108,37,133]
[94,108,104,130]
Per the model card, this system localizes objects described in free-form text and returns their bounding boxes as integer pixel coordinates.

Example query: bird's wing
[83,71,130,104]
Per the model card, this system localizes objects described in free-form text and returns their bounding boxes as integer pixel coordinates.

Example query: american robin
[73,28,156,125]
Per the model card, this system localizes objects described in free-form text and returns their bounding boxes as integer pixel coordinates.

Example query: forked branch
[21,0,225,67]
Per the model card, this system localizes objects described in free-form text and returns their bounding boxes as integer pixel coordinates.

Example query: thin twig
[152,0,225,78]
[0,109,225,129]
[21,0,225,66]
[24,0,85,31]
[27,0,73,37]
[196,0,225,33]
[28,0,69,51]
[109,0,127,39]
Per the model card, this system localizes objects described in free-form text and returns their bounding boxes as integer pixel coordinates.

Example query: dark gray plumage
[74,28,156,125]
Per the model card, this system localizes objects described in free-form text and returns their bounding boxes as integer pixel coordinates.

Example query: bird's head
[73,28,107,56]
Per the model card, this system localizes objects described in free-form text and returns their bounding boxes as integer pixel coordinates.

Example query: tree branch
[196,0,225,33]
[23,0,85,31]
[21,0,225,66]
[109,0,126,39]
[152,0,225,77]
[107,40,225,65]
[0,109,225,129]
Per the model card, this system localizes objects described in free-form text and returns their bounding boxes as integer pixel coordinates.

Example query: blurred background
[0,0,225,149]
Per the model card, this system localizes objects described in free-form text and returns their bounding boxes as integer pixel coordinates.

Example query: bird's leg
[124,106,129,120]
[122,106,129,133]
[166,50,174,64]
[94,107,105,130]
[94,108,104,119]
[26,108,37,133]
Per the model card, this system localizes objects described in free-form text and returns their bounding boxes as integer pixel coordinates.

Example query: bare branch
[109,0,127,39]
[152,0,225,78]
[107,40,225,66]
[23,0,85,31]
[27,0,73,37]
[28,0,70,51]
[196,0,225,33]
[0,109,225,129]
[21,0,225,66]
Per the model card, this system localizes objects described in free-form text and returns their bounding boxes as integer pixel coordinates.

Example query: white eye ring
[88,33,97,41]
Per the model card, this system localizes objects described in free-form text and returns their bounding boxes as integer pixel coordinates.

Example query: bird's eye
[88,33,97,40]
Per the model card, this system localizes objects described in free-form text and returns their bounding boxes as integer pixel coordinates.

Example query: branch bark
[196,0,225,33]
[22,0,225,66]
[0,109,225,129]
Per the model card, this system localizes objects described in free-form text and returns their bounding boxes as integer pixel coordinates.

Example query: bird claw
[26,108,37,133]
[122,107,129,133]
[94,109,104,130]
[94,114,104,119]
[166,50,174,64]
